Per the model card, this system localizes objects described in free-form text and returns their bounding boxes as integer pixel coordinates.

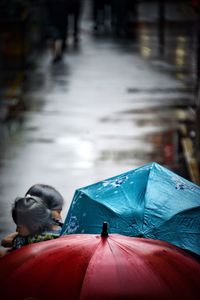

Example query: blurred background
[0,0,200,241]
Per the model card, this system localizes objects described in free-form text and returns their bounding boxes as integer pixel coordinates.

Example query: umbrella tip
[101,222,108,237]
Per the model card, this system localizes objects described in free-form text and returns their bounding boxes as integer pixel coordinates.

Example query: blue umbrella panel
[61,162,200,255]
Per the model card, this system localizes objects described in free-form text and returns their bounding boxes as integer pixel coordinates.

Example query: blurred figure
[111,0,129,36]
[66,0,82,44]
[45,0,68,62]
[111,0,138,37]
[92,0,106,31]
[91,0,137,36]
[92,0,111,32]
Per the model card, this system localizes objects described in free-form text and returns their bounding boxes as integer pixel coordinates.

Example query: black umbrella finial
[101,222,108,237]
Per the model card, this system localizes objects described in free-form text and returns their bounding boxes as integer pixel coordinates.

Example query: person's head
[12,195,54,236]
[25,184,64,221]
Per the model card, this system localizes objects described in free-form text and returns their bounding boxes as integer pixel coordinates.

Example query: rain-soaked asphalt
[0,1,197,241]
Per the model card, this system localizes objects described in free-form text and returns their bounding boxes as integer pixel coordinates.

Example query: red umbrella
[0,228,200,300]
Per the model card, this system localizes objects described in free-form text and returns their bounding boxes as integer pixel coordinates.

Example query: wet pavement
[0,1,198,241]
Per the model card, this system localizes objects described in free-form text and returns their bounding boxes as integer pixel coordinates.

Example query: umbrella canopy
[0,231,200,300]
[62,162,200,255]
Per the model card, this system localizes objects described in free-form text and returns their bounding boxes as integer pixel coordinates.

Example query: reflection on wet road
[0,1,197,240]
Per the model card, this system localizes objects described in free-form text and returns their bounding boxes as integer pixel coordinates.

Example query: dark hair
[12,195,54,234]
[25,184,64,210]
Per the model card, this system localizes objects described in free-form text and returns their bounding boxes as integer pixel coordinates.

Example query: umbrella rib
[140,168,152,233]
[108,236,139,257]
[143,206,200,236]
[84,194,136,229]
[153,229,200,235]
[78,240,102,298]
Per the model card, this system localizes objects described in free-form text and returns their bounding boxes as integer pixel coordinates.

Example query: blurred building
[0,0,44,121]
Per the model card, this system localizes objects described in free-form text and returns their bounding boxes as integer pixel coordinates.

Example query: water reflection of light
[175,36,187,67]
[56,136,96,166]
[73,161,94,169]
[138,27,152,58]
[75,140,95,161]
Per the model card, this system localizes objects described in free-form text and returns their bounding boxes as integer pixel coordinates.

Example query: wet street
[0,1,198,241]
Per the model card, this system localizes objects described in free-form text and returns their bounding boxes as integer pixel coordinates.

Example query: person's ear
[51,210,62,220]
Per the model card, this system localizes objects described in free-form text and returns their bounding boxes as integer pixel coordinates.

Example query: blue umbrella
[61,162,200,255]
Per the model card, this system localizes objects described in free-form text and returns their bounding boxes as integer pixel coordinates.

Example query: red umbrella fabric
[0,233,200,300]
